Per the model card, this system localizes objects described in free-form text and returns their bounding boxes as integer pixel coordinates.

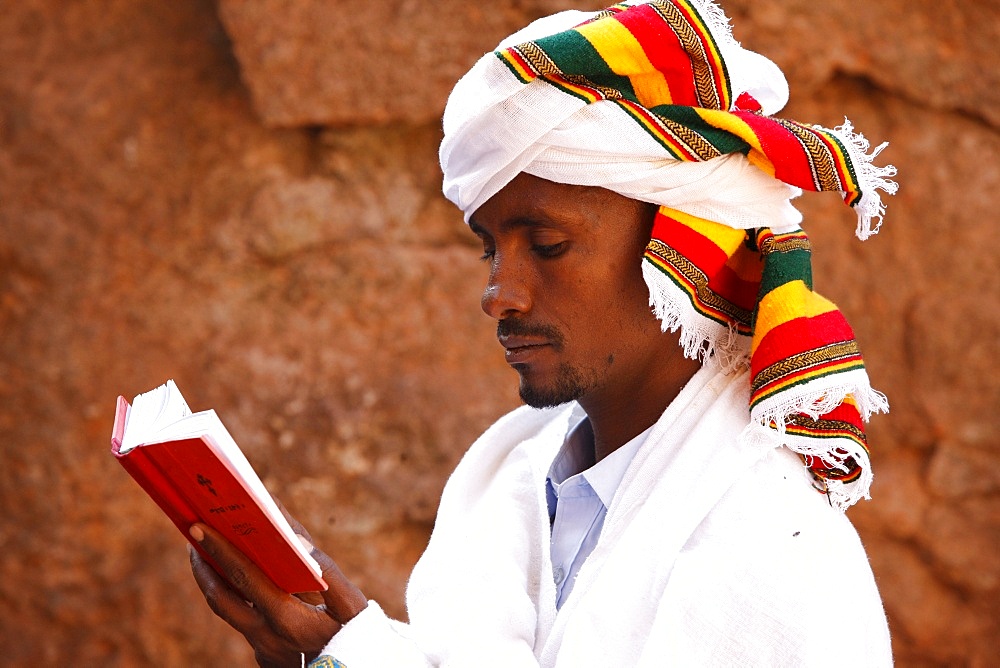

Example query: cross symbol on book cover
[197,474,218,496]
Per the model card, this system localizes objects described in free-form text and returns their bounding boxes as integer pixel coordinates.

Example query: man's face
[469,173,667,409]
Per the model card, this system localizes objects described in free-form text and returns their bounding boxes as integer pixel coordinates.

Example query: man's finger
[189,544,261,632]
[189,523,291,612]
[310,545,368,624]
[292,536,325,606]
[272,495,313,542]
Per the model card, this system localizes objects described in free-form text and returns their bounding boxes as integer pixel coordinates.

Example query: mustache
[497,318,565,348]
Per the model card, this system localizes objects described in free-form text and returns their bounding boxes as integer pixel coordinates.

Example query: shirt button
[554,567,565,585]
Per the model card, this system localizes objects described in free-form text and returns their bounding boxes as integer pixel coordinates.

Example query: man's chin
[517,373,584,409]
[519,388,574,409]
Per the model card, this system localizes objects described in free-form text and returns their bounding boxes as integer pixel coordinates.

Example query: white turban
[439,2,804,230]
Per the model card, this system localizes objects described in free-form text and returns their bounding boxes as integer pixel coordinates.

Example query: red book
[111,380,327,594]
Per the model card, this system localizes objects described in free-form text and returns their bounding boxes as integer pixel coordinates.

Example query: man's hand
[189,516,367,668]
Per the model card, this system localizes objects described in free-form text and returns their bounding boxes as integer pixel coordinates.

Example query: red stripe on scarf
[734,111,820,191]
[709,262,759,313]
[613,4,699,106]
[652,213,731,275]
[751,311,858,372]
[820,401,866,430]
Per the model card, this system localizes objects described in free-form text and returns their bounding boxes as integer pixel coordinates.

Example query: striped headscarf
[440,0,896,509]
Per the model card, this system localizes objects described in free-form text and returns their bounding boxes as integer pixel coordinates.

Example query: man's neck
[580,352,701,463]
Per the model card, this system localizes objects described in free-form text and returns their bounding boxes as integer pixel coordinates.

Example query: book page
[120,380,192,452]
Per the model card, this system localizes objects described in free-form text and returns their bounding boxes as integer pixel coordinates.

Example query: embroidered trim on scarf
[495,0,897,238]
[642,207,887,508]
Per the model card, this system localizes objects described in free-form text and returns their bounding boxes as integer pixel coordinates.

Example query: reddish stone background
[0,1,996,665]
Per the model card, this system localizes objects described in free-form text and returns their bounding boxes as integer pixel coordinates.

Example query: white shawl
[318,365,891,666]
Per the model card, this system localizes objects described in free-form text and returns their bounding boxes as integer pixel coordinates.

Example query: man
[190,1,897,665]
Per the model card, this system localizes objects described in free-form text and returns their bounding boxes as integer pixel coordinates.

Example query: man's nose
[481,254,531,319]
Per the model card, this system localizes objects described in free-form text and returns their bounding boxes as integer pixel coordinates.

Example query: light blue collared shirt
[545,416,651,609]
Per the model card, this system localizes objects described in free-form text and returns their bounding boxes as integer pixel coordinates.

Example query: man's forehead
[469,174,629,231]
[468,211,581,238]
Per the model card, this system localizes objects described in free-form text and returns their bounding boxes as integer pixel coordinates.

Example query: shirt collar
[548,415,594,486]
[547,416,653,508]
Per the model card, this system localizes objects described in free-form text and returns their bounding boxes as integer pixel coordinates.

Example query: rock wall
[0,1,996,664]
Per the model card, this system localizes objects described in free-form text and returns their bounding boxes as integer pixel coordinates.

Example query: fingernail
[189,524,205,542]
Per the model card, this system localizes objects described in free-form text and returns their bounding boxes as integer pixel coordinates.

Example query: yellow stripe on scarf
[504,55,537,83]
[575,20,674,108]
[662,207,747,255]
[751,280,838,352]
[695,108,778,178]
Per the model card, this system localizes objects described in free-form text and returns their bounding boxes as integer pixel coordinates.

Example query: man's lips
[496,319,563,366]
[498,334,551,364]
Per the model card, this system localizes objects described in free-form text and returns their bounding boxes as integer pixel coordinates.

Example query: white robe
[318,365,892,667]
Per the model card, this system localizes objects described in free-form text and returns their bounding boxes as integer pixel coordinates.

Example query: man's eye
[532,241,567,258]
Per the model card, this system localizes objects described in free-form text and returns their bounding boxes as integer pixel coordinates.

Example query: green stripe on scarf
[756,247,813,297]
[652,105,751,155]
[535,30,639,102]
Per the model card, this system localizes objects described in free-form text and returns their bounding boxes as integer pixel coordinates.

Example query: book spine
[115,447,202,534]
[113,445,222,576]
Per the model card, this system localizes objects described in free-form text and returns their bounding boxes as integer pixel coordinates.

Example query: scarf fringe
[829,118,899,241]
[740,419,874,510]
[741,373,888,509]
[643,250,889,511]
[751,371,890,424]
[642,261,750,373]
[686,0,739,48]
